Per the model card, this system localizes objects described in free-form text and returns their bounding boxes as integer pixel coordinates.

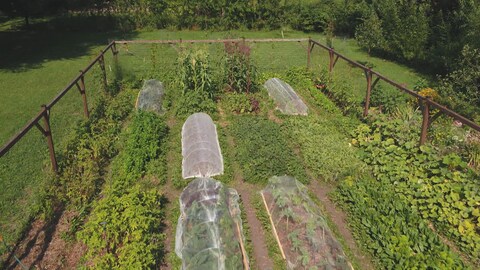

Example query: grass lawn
[0,22,426,261]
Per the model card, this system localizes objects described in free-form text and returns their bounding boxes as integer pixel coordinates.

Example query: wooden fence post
[98,54,107,90]
[363,69,373,117]
[76,73,89,118]
[420,100,430,145]
[329,48,334,73]
[307,38,312,69]
[41,105,58,172]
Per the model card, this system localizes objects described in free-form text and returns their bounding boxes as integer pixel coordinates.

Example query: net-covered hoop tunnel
[264,78,308,115]
[175,178,248,270]
[135,79,165,114]
[182,113,224,179]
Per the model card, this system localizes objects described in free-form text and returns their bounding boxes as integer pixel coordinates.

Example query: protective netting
[175,178,248,270]
[264,78,308,115]
[261,176,352,270]
[182,113,224,179]
[136,79,165,114]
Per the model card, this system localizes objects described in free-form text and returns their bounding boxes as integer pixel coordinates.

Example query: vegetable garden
[1,36,479,270]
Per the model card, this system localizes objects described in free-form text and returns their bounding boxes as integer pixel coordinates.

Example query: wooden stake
[261,192,286,260]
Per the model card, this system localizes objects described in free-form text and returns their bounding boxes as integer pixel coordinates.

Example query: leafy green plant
[78,108,169,268]
[174,90,217,117]
[78,186,166,269]
[352,116,480,263]
[221,92,260,114]
[335,175,467,269]
[229,116,307,184]
[370,83,408,113]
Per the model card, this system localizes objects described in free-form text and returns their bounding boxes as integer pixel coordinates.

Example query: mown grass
[0,19,426,264]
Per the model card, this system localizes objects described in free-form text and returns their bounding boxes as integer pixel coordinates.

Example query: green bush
[78,109,169,268]
[221,92,260,114]
[229,116,307,184]
[58,89,137,208]
[370,84,407,113]
[174,90,217,117]
[120,111,168,184]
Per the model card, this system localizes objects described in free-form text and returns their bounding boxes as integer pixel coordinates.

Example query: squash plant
[352,115,480,263]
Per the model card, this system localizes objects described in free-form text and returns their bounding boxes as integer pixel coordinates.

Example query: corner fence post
[307,38,312,69]
[420,99,430,145]
[111,42,118,58]
[41,105,58,172]
[363,69,373,117]
[328,48,334,73]
[78,73,89,118]
[98,54,107,90]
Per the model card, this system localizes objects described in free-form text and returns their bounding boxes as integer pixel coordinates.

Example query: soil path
[4,209,85,270]
[285,86,374,269]
[308,181,374,270]
[218,107,274,270]
[159,117,182,270]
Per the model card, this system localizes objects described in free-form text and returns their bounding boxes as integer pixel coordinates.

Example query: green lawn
[0,24,426,259]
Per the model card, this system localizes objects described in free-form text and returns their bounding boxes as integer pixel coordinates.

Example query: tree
[355,10,385,54]
[0,0,64,27]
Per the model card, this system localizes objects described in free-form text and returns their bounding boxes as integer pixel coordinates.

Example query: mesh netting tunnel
[135,79,165,114]
[264,78,308,115]
[175,178,248,270]
[182,113,224,179]
[261,176,352,270]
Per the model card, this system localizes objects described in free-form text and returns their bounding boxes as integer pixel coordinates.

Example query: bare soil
[4,209,85,270]
[308,181,374,270]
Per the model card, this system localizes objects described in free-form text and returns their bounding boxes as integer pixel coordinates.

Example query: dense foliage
[222,41,258,94]
[78,111,169,268]
[57,88,136,209]
[353,114,480,263]
[175,50,217,117]
[229,116,307,184]
[335,176,467,269]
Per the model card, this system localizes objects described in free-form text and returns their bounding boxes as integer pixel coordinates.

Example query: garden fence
[1,38,479,173]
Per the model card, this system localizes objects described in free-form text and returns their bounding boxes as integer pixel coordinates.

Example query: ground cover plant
[352,114,480,264]
[335,175,468,269]
[228,116,307,185]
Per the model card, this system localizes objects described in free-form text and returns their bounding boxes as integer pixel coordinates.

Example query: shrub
[370,84,407,113]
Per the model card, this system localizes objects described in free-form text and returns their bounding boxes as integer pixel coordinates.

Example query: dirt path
[218,107,274,270]
[308,181,374,270]
[281,87,374,269]
[4,209,84,270]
